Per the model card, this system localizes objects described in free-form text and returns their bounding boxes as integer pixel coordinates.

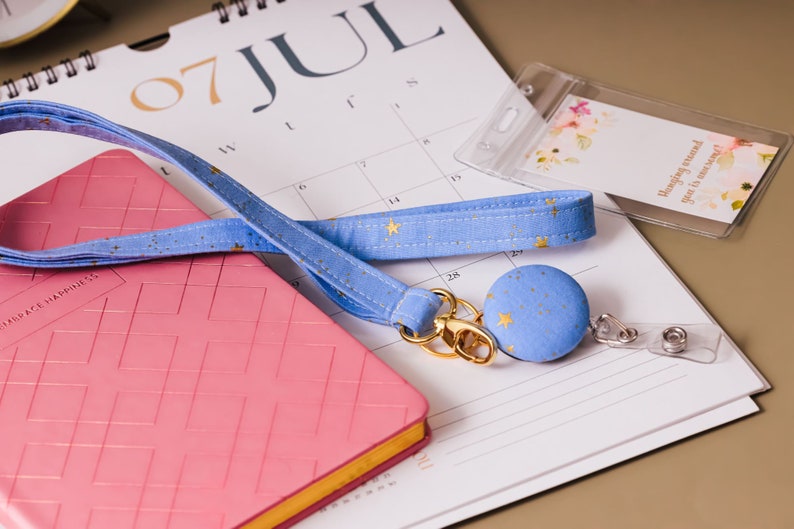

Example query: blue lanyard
[0,100,596,364]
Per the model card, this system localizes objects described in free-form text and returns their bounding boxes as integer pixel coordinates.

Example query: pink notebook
[0,150,429,529]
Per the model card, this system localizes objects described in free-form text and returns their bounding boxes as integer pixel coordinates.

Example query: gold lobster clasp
[398,288,498,366]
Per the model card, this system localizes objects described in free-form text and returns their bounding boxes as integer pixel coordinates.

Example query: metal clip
[589,313,720,364]
[399,288,498,366]
[590,313,639,347]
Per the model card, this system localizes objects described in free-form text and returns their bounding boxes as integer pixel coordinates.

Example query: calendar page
[0,0,767,527]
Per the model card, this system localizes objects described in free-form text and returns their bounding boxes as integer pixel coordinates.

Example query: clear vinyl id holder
[456,63,793,238]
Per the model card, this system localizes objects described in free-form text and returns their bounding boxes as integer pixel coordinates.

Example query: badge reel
[400,264,721,366]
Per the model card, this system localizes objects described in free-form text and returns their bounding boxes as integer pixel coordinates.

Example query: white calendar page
[0,0,767,527]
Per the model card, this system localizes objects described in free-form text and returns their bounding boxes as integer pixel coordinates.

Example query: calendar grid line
[205,112,480,220]
[389,104,471,203]
[290,113,477,194]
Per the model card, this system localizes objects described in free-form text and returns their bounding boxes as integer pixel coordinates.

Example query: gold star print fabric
[305,191,595,261]
[483,265,590,362]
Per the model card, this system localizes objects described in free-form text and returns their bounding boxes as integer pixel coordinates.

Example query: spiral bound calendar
[0,1,769,527]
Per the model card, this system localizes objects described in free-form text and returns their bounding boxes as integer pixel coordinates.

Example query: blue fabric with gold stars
[0,192,595,266]
[0,100,597,349]
[483,265,590,362]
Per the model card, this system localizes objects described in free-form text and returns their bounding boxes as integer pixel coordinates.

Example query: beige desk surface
[2,1,793,528]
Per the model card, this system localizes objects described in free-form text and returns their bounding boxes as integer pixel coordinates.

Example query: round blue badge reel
[482,265,590,362]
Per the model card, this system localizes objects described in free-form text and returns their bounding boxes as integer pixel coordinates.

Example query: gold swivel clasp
[399,288,498,366]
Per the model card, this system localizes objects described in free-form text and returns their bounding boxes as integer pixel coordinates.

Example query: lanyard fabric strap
[0,100,595,334]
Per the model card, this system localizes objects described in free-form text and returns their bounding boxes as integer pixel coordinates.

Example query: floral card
[518,96,780,226]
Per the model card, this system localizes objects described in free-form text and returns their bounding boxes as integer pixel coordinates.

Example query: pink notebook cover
[0,150,429,529]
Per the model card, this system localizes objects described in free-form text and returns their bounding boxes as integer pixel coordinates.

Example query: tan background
[2,1,793,528]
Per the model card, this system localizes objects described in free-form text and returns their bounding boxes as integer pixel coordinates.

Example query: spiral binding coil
[1,50,95,101]
[2,0,286,100]
[213,0,286,23]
